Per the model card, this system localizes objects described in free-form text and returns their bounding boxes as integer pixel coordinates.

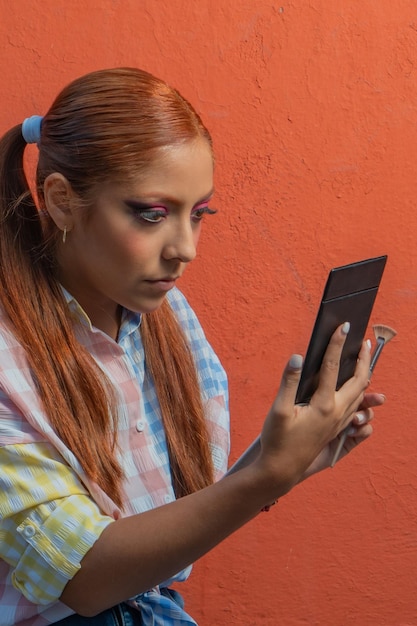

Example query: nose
[162,220,198,263]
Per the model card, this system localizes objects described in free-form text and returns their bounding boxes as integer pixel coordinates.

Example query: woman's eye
[191,206,217,222]
[125,201,167,224]
[138,210,166,223]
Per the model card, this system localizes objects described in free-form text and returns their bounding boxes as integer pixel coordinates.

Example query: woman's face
[55,138,214,337]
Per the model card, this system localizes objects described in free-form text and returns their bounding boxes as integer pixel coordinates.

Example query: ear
[43,173,76,234]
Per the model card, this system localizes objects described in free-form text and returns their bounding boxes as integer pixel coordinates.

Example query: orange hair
[0,68,215,506]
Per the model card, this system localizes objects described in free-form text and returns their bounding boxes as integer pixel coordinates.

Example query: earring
[62,226,67,244]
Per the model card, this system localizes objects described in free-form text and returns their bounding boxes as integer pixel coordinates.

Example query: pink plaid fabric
[0,288,230,625]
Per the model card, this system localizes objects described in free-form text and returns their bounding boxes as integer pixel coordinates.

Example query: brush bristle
[373,324,397,343]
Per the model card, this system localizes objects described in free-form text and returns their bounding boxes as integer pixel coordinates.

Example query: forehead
[127,139,214,201]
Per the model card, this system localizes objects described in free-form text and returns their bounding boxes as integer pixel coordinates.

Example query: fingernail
[366,339,372,350]
[341,322,350,335]
[355,412,366,425]
[289,354,303,370]
[347,426,357,435]
[380,394,386,402]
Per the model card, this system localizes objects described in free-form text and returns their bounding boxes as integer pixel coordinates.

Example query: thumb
[272,354,304,414]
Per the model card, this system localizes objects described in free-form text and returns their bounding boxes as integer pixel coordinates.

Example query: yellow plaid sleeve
[0,442,114,604]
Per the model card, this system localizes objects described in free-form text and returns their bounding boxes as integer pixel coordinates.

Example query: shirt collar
[61,287,142,340]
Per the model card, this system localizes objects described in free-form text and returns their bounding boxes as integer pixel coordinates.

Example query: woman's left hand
[300,391,385,481]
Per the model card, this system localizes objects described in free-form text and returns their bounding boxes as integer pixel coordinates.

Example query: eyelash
[191,206,217,222]
[136,208,167,223]
[126,202,217,224]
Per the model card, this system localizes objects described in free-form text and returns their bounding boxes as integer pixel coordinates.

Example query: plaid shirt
[0,288,230,625]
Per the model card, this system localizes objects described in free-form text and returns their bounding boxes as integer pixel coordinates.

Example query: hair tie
[21,115,43,145]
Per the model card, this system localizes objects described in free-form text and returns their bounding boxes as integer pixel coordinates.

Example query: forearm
[62,332,374,617]
[60,465,282,616]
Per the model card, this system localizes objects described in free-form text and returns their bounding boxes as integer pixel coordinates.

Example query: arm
[0,442,114,605]
[61,324,373,616]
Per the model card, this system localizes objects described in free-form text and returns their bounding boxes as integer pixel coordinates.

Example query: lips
[147,276,179,283]
[144,277,178,293]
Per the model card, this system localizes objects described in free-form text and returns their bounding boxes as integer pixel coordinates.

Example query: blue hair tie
[21,115,43,145]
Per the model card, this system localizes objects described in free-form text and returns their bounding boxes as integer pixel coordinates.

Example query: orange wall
[1,1,416,624]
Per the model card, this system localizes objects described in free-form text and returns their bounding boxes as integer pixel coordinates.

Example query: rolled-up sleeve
[0,443,114,604]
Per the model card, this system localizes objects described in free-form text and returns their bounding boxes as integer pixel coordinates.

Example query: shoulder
[166,286,198,319]
[166,287,205,339]
[166,288,229,402]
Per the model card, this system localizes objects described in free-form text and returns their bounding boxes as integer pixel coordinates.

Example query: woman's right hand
[253,322,372,501]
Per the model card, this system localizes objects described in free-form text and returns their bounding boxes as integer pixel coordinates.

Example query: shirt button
[23,525,36,538]
[164,495,173,504]
[136,420,145,432]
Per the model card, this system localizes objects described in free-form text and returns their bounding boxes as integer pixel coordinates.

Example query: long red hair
[0,68,215,506]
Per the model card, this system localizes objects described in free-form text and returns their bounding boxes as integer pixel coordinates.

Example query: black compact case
[295,255,387,404]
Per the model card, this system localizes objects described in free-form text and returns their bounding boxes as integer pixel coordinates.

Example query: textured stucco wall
[1,1,417,624]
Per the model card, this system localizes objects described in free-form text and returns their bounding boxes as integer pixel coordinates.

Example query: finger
[271,354,304,414]
[332,422,373,462]
[313,322,350,404]
[351,408,374,427]
[340,424,373,458]
[353,338,372,381]
[345,422,373,440]
[336,339,373,418]
[359,392,386,410]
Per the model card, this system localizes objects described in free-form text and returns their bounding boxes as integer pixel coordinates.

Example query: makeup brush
[330,324,397,468]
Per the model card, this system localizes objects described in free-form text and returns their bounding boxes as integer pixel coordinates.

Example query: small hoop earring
[62,226,67,244]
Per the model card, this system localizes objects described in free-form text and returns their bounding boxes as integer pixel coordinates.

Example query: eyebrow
[126,188,215,207]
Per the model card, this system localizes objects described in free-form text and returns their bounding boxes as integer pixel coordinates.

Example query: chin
[130,295,168,315]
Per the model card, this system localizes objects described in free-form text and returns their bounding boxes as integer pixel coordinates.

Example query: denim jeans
[54,603,142,625]
[54,588,196,625]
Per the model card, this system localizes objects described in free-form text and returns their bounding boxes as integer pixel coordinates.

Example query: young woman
[0,67,383,625]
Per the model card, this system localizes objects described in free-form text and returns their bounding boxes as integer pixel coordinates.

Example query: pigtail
[0,126,124,506]
[142,301,215,498]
